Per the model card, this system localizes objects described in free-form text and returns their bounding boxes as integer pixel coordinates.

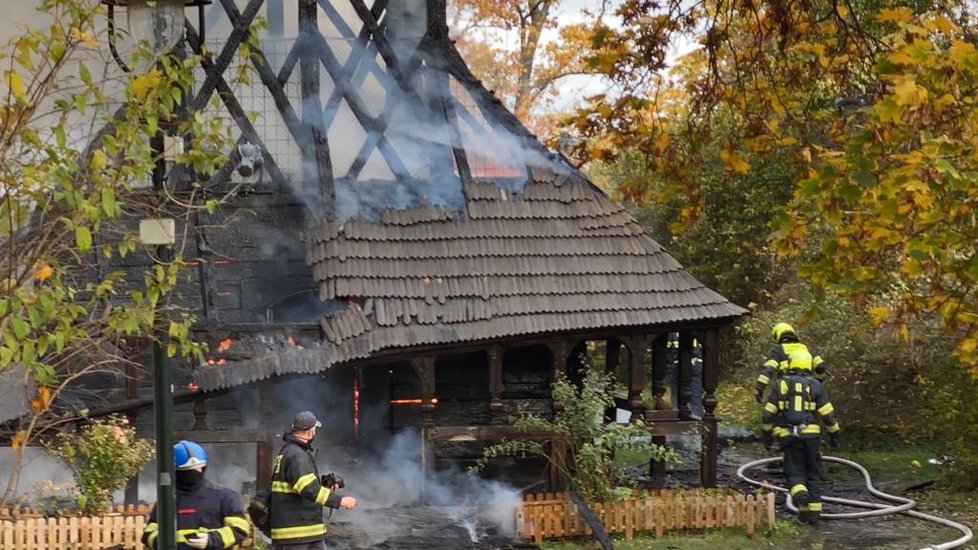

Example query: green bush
[49,416,154,515]
[474,371,679,503]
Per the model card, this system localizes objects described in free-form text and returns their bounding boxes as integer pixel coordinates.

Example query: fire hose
[737,455,973,550]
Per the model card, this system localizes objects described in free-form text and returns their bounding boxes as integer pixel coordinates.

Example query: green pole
[151,130,176,550]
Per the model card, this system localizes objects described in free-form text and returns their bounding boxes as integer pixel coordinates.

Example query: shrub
[48,416,154,515]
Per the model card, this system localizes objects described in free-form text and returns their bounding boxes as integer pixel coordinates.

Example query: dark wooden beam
[299,0,336,216]
[546,340,569,413]
[701,329,720,488]
[488,346,503,422]
[678,331,694,420]
[192,0,265,115]
[622,336,649,423]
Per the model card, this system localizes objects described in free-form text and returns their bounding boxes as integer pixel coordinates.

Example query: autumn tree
[449,0,606,137]
[0,0,245,504]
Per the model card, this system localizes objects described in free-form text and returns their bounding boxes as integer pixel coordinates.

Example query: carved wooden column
[649,334,669,487]
[622,336,649,423]
[192,396,209,431]
[488,346,504,423]
[678,332,694,420]
[650,335,669,411]
[412,356,437,501]
[547,341,569,414]
[257,386,275,489]
[701,329,720,488]
[606,338,622,376]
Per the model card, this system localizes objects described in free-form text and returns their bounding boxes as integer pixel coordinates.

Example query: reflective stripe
[772,427,790,438]
[271,523,327,540]
[144,522,158,546]
[314,486,331,506]
[294,472,317,494]
[761,424,773,431]
[225,516,251,532]
[214,525,235,548]
[271,481,293,493]
[176,528,199,543]
[818,403,834,415]
[826,423,840,433]
[799,424,821,434]
[790,484,807,496]
[764,402,778,414]
[797,502,809,512]
[763,360,778,368]
[757,374,771,385]
[793,395,802,412]
[808,501,823,511]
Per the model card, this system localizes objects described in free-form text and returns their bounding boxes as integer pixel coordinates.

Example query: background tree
[448,0,606,137]
[0,0,245,504]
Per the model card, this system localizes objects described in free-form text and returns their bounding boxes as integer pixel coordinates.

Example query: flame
[205,358,227,366]
[217,338,234,351]
[353,369,360,447]
[389,398,438,405]
[188,382,199,391]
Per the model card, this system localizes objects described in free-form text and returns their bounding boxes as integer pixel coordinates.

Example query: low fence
[517,489,776,543]
[0,504,254,549]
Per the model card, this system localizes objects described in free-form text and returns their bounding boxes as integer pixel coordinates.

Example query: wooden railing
[0,504,255,549]
[517,489,776,543]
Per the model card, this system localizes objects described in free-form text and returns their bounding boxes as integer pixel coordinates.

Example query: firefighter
[761,370,841,523]
[269,411,357,550]
[142,440,251,549]
[754,322,827,403]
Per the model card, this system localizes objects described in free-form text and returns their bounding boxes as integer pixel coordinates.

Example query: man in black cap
[268,411,357,549]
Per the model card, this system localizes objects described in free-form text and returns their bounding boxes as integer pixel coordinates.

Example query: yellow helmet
[772,322,796,342]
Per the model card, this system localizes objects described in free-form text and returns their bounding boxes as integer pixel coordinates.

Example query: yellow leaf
[911,460,922,468]
[877,7,913,23]
[69,27,98,48]
[654,132,669,152]
[961,337,978,353]
[893,78,926,106]
[868,305,890,325]
[90,149,107,171]
[4,70,27,103]
[720,148,750,174]
[33,264,53,281]
[130,67,161,101]
[11,430,26,449]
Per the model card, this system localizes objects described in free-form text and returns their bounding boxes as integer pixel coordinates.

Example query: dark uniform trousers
[783,437,822,508]
[275,542,326,550]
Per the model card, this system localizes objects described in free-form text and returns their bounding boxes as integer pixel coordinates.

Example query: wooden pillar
[651,335,669,411]
[701,329,720,488]
[547,341,569,413]
[124,412,139,504]
[677,332,694,420]
[622,336,649,423]
[606,338,622,376]
[257,386,275,490]
[488,346,504,423]
[192,396,209,431]
[649,334,668,486]
[549,439,567,491]
[412,356,437,501]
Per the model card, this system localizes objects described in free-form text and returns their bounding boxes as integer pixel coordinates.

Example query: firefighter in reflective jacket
[142,440,251,549]
[761,372,841,523]
[755,322,827,403]
[270,411,357,549]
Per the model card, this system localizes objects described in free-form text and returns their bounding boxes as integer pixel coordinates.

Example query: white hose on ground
[737,455,973,550]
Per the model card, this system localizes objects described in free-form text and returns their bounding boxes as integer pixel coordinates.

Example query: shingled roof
[194,170,746,391]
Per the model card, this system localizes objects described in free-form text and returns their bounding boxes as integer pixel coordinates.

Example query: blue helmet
[174,440,207,470]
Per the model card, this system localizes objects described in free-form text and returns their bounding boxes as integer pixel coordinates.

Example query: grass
[539,520,800,549]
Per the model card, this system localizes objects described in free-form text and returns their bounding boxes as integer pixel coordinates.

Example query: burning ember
[389,398,439,405]
[218,338,234,351]
[187,381,199,391]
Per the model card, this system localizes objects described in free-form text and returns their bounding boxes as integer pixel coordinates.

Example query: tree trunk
[567,483,614,550]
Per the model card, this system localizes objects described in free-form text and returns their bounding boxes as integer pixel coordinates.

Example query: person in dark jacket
[755,322,828,403]
[270,411,357,549]
[142,440,251,549]
[760,371,841,523]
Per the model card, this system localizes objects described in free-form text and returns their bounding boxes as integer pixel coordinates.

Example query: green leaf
[75,226,92,251]
[78,62,91,85]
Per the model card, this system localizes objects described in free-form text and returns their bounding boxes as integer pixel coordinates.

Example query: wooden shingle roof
[194,174,746,391]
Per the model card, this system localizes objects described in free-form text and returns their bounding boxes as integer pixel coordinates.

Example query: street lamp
[102,2,210,549]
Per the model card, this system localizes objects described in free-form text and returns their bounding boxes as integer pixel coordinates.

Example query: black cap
[291,411,322,431]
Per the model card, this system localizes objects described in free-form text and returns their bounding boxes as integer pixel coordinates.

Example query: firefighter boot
[807,502,823,524]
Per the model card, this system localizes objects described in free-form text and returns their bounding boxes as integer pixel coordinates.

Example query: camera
[321,472,345,489]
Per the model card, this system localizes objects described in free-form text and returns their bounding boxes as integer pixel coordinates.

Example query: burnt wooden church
[60,0,747,497]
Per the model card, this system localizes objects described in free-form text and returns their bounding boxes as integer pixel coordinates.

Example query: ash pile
[326,505,539,550]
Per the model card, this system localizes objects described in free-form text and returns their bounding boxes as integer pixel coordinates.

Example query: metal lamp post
[102,1,210,548]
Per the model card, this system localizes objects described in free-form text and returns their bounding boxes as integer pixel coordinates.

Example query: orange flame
[389,398,438,405]
[188,382,199,391]
[217,338,234,351]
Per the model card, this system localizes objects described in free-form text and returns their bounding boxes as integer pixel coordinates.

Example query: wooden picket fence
[0,504,254,549]
[517,488,776,543]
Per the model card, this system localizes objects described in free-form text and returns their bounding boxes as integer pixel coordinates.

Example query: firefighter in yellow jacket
[755,322,827,404]
[761,371,841,523]
[269,411,357,549]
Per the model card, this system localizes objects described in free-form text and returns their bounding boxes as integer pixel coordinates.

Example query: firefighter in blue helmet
[269,411,357,549]
[761,370,841,523]
[142,440,251,549]
[755,322,828,403]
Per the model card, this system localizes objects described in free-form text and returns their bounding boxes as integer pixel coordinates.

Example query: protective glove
[828,432,840,449]
[186,533,209,549]
[761,431,774,450]
[754,389,764,404]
